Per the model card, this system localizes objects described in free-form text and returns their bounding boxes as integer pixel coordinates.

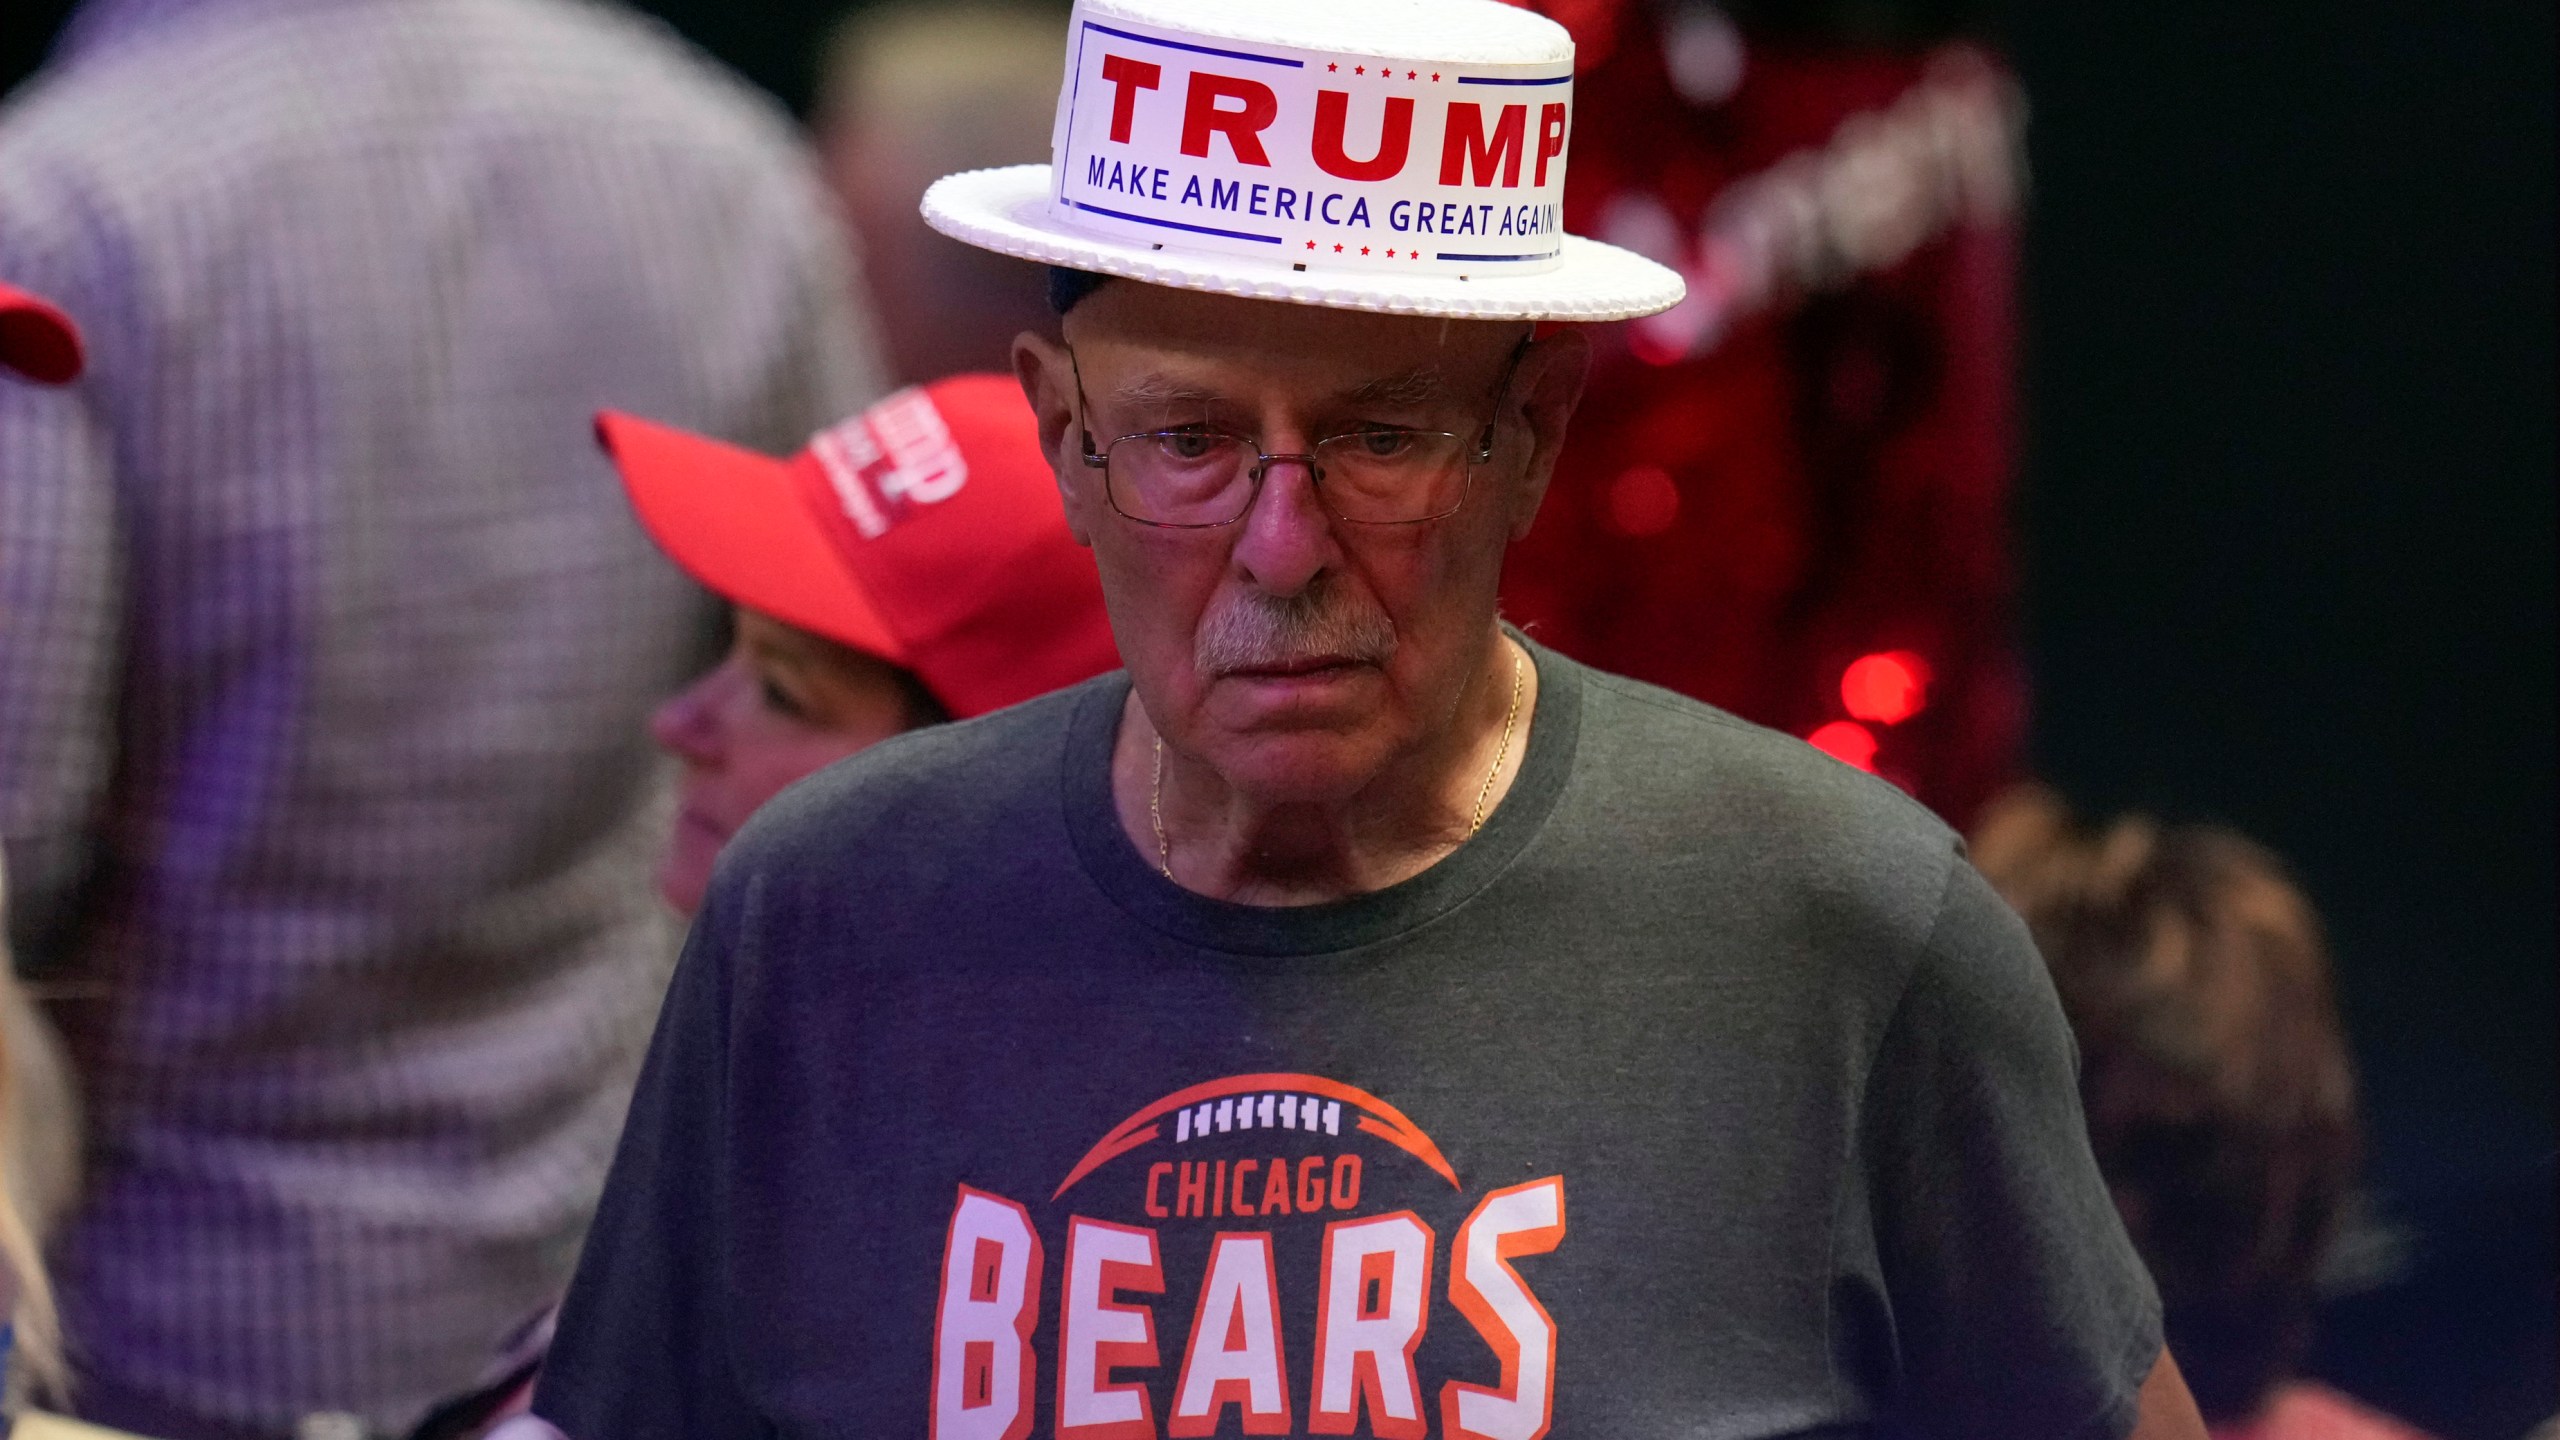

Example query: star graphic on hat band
[1360,246,1371,255]
[1406,70,1418,79]
[1433,72,1443,81]
[1333,243,1344,252]
[1354,64,1365,74]
[1327,62,1337,71]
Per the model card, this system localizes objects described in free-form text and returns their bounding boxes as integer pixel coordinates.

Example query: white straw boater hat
[921,0,1685,321]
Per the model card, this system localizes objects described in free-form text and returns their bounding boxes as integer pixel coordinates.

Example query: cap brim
[596,412,906,664]
[923,165,1684,323]
[0,286,84,385]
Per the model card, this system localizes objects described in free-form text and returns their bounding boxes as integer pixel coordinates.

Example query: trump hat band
[921,0,1684,322]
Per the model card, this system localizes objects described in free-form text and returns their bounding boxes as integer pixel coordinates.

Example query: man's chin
[1188,715,1406,806]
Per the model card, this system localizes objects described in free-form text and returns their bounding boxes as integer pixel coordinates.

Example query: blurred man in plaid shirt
[0,0,881,1433]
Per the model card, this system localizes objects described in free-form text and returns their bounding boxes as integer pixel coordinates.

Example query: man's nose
[1229,454,1338,597]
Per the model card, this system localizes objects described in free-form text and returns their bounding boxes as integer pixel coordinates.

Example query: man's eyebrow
[1106,367,1450,410]
[1343,367,1447,407]
[1111,374,1228,408]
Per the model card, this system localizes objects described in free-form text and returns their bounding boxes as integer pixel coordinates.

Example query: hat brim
[595,412,907,666]
[923,165,1684,323]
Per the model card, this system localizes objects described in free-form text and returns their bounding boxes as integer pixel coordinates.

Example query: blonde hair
[0,861,77,1404]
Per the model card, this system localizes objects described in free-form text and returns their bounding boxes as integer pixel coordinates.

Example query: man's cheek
[1112,556,1219,659]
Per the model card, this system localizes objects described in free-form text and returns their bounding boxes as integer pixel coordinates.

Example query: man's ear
[1505,325,1591,542]
[1012,329,1099,547]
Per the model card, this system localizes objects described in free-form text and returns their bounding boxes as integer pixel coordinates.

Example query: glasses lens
[1108,431,1254,525]
[1315,430,1470,522]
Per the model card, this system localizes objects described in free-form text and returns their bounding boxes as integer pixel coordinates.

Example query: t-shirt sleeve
[532,892,761,1439]
[1861,854,2165,1439]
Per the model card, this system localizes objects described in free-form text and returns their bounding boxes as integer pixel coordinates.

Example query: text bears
[931,1176,1568,1440]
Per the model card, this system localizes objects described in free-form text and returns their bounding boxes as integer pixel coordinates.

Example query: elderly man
[534,1,2206,1435]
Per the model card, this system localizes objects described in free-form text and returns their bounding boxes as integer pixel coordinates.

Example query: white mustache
[1195,585,1398,675]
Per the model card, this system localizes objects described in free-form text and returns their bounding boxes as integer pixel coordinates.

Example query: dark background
[5,0,2550,1432]
[2005,3,2555,1432]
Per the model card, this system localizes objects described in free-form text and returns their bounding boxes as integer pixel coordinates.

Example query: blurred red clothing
[2212,1383,2438,1440]
[1502,1,2027,827]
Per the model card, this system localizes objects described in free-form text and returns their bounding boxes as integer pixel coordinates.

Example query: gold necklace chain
[1151,643,1524,882]
[1151,730,1171,878]
[1469,643,1526,838]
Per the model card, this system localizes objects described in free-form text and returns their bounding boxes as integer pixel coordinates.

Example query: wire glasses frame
[1070,335,1532,529]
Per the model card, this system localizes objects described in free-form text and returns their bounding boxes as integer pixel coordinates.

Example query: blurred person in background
[599,374,1120,916]
[1972,787,2433,1440]
[0,0,883,1434]
[810,0,1066,385]
[0,281,85,1416]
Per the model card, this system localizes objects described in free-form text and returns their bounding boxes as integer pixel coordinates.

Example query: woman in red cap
[646,614,950,916]
[599,373,1122,914]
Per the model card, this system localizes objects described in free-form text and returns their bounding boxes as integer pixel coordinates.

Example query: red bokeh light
[1605,465,1683,537]
[1626,325,1688,368]
[1840,650,1932,726]
[1807,720,1879,772]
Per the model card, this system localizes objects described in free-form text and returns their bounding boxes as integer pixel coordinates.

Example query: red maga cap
[598,374,1120,720]
[0,283,84,385]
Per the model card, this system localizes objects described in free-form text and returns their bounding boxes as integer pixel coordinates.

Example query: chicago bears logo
[932,1074,1566,1440]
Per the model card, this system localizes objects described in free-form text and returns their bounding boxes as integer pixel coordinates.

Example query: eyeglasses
[1071,336,1529,529]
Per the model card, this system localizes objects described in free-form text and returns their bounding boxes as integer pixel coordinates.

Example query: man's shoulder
[1571,662,1953,842]
[1557,658,1963,924]
[718,679,1102,880]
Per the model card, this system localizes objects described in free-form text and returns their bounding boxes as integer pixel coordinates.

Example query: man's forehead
[1101,360,1456,410]
[1075,279,1515,346]
[1066,285,1518,405]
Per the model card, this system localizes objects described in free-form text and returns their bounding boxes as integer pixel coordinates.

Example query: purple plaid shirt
[0,0,881,1429]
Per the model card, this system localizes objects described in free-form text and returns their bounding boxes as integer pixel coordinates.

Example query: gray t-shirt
[537,641,2161,1439]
